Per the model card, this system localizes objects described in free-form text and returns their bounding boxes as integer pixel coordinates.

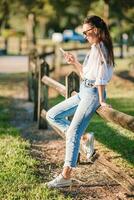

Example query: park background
[0,0,134,200]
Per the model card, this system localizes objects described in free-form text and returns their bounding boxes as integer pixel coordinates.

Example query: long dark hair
[84,15,114,66]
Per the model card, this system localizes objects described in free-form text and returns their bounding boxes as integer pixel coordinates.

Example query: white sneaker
[81,132,95,160]
[45,174,72,188]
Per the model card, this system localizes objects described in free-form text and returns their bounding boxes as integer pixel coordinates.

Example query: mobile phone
[59,47,66,54]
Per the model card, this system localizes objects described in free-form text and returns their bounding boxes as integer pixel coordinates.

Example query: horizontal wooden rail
[39,51,55,58]
[96,106,134,132]
[41,75,134,133]
[42,75,66,97]
[37,44,89,59]
[63,46,89,52]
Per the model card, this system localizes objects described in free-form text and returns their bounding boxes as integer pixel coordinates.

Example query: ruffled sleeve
[94,43,113,86]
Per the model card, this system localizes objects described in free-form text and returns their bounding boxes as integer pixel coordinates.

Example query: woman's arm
[97,85,105,104]
[73,60,83,78]
[97,85,111,107]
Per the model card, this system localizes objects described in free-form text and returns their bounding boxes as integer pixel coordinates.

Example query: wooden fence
[0,36,89,56]
[28,48,134,133]
[27,47,134,194]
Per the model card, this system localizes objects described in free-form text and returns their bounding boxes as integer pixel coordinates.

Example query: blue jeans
[46,81,105,167]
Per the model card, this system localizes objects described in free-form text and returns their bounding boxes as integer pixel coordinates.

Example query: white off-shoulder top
[82,41,113,85]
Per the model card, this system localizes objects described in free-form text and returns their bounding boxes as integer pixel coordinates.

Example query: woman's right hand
[100,101,112,108]
[64,52,77,65]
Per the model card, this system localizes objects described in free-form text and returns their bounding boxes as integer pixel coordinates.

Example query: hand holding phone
[59,47,76,65]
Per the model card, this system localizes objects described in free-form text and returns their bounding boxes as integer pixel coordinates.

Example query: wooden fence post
[33,56,39,121]
[54,44,62,80]
[26,13,36,51]
[65,71,80,118]
[66,71,80,98]
[66,71,80,162]
[28,49,37,101]
[38,60,49,129]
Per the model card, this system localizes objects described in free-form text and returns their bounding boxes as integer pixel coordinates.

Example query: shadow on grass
[89,117,134,165]
[88,96,134,166]
[107,97,134,116]
[116,70,134,83]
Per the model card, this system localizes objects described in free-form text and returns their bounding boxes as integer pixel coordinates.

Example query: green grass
[0,94,71,199]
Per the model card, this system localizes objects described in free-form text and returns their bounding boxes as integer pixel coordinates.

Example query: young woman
[45,15,114,188]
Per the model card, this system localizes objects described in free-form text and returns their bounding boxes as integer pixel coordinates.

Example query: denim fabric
[46,81,106,167]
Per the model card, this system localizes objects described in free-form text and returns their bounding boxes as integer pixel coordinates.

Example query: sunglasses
[83,27,94,37]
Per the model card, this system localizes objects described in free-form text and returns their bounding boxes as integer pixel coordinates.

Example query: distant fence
[0,36,29,55]
[0,35,132,59]
[28,47,134,133]
[0,36,89,56]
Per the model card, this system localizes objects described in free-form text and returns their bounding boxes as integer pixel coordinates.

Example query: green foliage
[47,0,92,30]
[0,1,134,44]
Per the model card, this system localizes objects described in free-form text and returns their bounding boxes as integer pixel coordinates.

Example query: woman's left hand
[100,101,112,108]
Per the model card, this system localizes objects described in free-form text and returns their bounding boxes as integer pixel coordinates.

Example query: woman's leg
[62,89,106,178]
[46,94,80,135]
[45,92,99,187]
[63,94,99,169]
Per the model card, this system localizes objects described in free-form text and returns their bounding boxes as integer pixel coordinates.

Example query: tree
[47,0,92,31]
[0,0,133,41]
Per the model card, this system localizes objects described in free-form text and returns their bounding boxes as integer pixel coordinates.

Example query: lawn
[0,76,71,200]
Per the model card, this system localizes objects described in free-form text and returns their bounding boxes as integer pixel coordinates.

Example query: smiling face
[82,23,99,45]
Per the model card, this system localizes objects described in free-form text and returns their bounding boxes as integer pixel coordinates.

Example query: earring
[95,32,98,36]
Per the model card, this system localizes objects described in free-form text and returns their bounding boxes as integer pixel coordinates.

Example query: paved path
[0,56,28,73]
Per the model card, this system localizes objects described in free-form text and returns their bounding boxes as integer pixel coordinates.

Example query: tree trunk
[26,13,36,51]
[103,0,109,25]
